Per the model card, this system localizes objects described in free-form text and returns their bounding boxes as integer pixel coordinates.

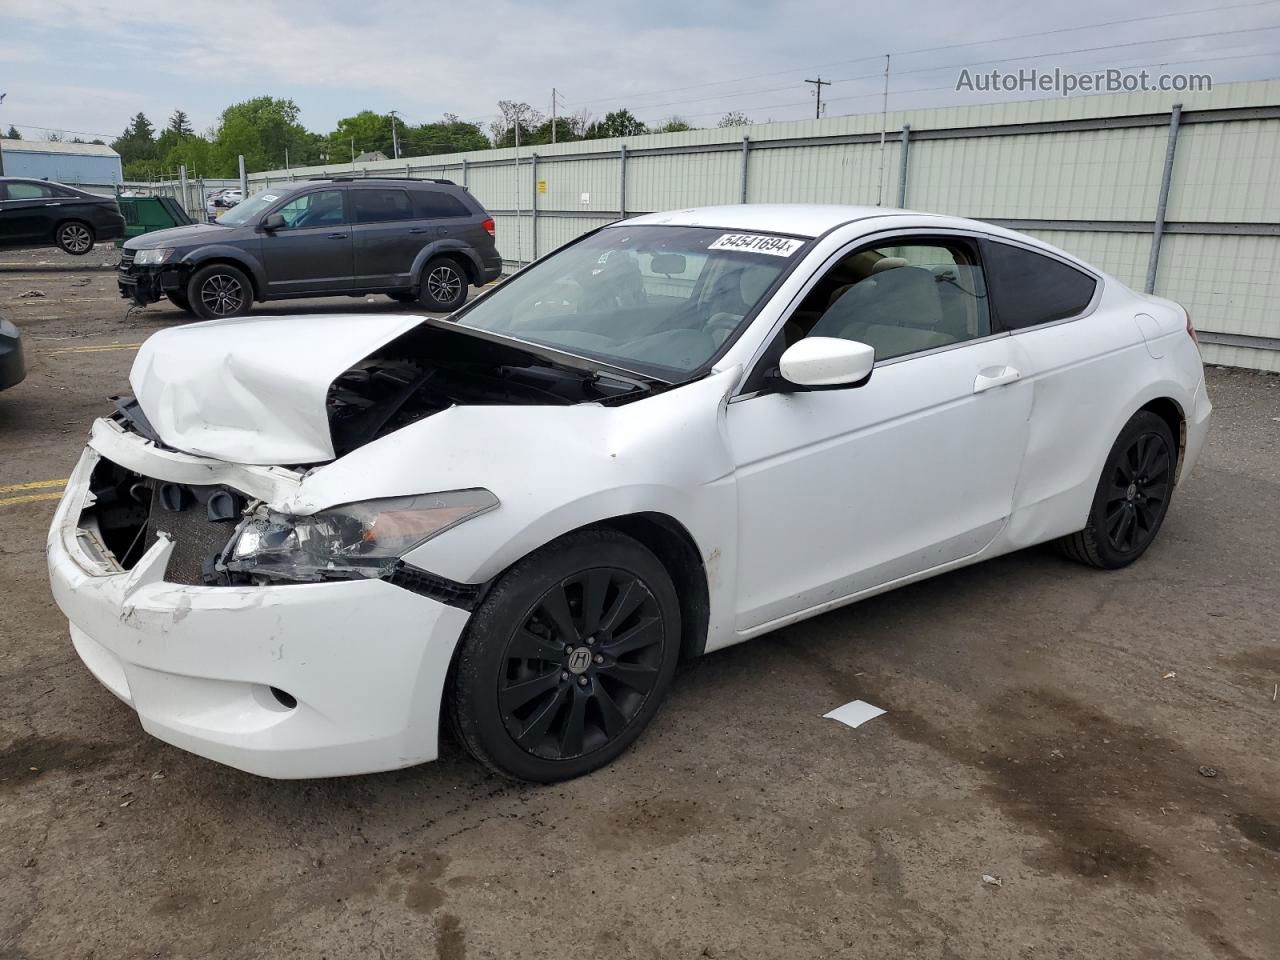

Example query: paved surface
[2,246,1278,960]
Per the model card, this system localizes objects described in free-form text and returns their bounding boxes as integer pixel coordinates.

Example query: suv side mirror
[778,337,875,388]
[261,212,286,232]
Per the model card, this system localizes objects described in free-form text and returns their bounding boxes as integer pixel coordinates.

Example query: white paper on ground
[823,700,886,729]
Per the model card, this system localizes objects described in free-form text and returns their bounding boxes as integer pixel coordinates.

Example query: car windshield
[217,188,285,226]
[456,225,805,378]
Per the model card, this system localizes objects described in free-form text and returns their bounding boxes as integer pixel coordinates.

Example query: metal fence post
[619,144,628,218]
[531,153,539,261]
[1145,103,1182,294]
[462,158,469,188]
[740,136,750,203]
[897,124,911,208]
[179,165,188,215]
[239,155,247,200]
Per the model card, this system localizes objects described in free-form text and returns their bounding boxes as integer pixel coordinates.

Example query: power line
[567,0,1280,110]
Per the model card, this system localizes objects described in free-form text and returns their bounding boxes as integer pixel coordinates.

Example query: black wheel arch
[184,255,261,301]
[1137,396,1186,483]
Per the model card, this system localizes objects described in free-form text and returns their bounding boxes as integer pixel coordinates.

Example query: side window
[275,190,346,229]
[5,183,54,200]
[352,189,414,224]
[983,241,1096,330]
[796,239,990,362]
[413,190,471,219]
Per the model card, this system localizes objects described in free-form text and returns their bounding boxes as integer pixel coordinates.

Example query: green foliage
[403,116,491,155]
[584,109,647,139]
[3,125,21,139]
[327,110,394,160]
[168,110,194,136]
[210,96,311,175]
[655,116,694,133]
[717,111,751,127]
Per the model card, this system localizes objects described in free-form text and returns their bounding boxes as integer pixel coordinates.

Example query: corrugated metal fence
[251,79,1280,372]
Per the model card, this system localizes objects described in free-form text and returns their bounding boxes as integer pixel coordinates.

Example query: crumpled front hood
[124,223,233,249]
[129,313,426,464]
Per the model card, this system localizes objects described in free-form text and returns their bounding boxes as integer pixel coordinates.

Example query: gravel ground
[1,246,1278,960]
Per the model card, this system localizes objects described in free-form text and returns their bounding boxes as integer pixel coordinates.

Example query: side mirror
[261,212,286,232]
[778,337,875,388]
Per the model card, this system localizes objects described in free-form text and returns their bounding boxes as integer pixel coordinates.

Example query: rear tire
[450,529,681,782]
[387,291,417,304]
[417,256,468,312]
[1059,410,1177,569]
[187,263,253,320]
[56,221,94,255]
[166,291,194,314]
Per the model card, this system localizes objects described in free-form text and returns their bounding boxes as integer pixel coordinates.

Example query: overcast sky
[2,0,1278,141]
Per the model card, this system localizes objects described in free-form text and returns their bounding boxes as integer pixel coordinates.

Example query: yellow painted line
[0,491,65,508]
[49,342,143,355]
[0,478,67,495]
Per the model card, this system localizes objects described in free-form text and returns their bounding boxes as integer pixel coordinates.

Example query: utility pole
[284,147,289,170]
[351,137,356,168]
[550,88,566,144]
[0,93,7,176]
[389,110,401,159]
[804,76,830,120]
[876,54,891,206]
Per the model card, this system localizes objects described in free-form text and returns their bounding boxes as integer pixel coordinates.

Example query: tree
[168,110,194,136]
[490,101,542,148]
[655,116,694,133]
[47,131,63,142]
[329,110,394,159]
[111,112,158,177]
[717,111,751,127]
[210,96,310,175]
[403,116,491,155]
[2,125,20,140]
[584,109,646,140]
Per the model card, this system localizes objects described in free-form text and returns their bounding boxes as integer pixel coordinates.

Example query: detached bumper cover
[117,262,186,305]
[48,447,471,779]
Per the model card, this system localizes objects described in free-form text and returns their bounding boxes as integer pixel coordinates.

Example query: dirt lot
[1,246,1278,960]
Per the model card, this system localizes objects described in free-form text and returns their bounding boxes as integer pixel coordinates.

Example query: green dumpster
[115,196,195,246]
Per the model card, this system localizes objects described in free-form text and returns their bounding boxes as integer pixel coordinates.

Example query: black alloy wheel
[1059,410,1178,569]
[188,263,253,319]
[450,529,681,782]
[418,257,468,312]
[56,221,94,255]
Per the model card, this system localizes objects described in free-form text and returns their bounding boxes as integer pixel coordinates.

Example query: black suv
[0,177,125,255]
[118,178,502,318]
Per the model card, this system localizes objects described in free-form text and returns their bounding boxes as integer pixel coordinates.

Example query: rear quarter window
[983,240,1097,330]
[413,190,472,219]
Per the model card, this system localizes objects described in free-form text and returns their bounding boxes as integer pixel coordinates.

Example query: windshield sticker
[708,233,804,257]
[260,194,279,202]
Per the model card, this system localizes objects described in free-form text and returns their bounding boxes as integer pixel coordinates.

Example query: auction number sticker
[708,233,804,257]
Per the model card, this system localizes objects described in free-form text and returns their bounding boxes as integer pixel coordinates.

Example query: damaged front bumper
[47,431,472,779]
[117,256,186,306]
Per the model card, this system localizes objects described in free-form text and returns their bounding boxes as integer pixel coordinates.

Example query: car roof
[619,204,907,238]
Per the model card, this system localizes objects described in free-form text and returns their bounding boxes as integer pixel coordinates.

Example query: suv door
[351,187,419,288]
[0,181,57,244]
[726,234,1033,632]
[259,188,354,295]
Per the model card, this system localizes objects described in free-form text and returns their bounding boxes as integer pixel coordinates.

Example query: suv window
[797,239,990,361]
[983,241,1096,330]
[276,189,346,229]
[353,188,414,223]
[413,190,471,219]
[4,182,54,200]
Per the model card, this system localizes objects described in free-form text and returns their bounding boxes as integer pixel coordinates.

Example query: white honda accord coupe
[48,204,1211,781]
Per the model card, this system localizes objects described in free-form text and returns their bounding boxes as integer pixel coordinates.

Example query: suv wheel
[56,221,94,255]
[166,291,194,314]
[418,257,468,312]
[450,529,681,782]
[188,263,253,319]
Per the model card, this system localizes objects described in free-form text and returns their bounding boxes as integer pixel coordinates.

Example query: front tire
[56,221,94,255]
[418,256,468,312]
[1059,410,1177,569]
[450,529,681,782]
[187,263,252,319]
[166,291,194,314]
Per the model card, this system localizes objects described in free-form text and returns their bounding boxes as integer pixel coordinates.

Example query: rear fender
[409,240,483,288]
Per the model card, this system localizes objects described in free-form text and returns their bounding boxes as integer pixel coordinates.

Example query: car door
[351,187,419,288]
[0,181,57,244]
[259,188,354,295]
[726,234,1033,633]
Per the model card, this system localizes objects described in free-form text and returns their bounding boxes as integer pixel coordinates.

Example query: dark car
[0,315,25,391]
[0,177,126,255]
[117,177,502,319]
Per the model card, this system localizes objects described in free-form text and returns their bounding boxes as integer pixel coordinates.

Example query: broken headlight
[224,489,498,582]
[133,248,175,265]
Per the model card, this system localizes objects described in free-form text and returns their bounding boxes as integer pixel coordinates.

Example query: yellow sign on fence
[536,180,548,194]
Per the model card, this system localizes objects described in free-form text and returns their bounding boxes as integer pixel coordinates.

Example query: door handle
[408,227,428,234]
[44,201,62,207]
[326,233,348,239]
[973,365,1022,393]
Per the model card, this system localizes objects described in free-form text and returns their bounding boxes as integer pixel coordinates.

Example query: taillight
[1184,306,1199,345]
[482,218,495,239]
